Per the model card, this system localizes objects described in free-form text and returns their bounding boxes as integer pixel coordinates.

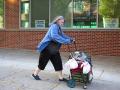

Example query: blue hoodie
[37,23,72,52]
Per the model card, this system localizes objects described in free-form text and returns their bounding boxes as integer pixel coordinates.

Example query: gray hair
[50,16,64,26]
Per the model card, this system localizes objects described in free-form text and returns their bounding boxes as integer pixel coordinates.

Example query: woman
[32,16,74,81]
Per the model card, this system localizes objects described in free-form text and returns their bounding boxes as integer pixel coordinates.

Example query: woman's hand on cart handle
[71,38,75,43]
[70,38,74,43]
[73,38,75,43]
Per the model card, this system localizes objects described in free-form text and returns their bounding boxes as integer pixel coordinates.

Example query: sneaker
[32,74,41,80]
[59,78,68,82]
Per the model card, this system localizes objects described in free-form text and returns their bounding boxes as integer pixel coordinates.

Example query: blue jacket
[37,23,72,52]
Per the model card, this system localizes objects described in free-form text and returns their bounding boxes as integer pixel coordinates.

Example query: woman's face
[57,19,65,26]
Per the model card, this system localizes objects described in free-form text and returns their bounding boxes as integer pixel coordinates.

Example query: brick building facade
[0,0,120,56]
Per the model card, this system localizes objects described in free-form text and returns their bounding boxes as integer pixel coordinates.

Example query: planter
[103,17,119,28]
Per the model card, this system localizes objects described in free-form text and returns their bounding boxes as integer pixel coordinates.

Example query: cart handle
[67,41,77,59]
[67,41,77,52]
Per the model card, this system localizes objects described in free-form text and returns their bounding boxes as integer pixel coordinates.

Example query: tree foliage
[99,0,120,18]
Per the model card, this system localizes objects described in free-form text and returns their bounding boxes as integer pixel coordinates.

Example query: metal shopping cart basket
[66,42,93,89]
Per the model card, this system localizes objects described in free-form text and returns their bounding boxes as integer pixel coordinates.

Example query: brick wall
[0,30,120,56]
[5,0,19,29]
[1,1,120,56]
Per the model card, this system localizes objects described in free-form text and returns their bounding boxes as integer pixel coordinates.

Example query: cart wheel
[83,85,87,89]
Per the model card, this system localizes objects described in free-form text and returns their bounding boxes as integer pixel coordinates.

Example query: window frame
[19,0,120,30]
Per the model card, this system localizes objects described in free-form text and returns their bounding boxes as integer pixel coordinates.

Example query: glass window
[51,0,97,29]
[0,0,4,28]
[21,0,30,28]
[20,0,120,29]
[51,0,72,28]
[31,0,49,28]
[72,0,97,28]
[98,0,120,28]
[20,0,97,29]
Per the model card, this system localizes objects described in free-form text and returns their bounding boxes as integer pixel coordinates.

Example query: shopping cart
[66,42,93,89]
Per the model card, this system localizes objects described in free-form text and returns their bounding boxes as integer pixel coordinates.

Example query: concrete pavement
[0,48,120,90]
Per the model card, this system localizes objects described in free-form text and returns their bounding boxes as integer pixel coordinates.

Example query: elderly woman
[32,16,74,81]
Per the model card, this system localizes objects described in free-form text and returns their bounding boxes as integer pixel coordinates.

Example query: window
[21,0,49,28]
[0,0,4,28]
[72,0,97,28]
[20,0,97,29]
[21,0,30,28]
[51,0,97,28]
[20,0,120,29]
[98,0,120,28]
[31,0,49,28]
[50,0,72,28]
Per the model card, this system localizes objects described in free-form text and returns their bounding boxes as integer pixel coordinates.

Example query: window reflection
[72,0,97,28]
[21,0,30,28]
[20,0,97,29]
[0,0,4,28]
[51,0,72,28]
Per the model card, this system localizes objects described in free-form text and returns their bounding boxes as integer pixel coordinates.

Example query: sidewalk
[0,48,120,90]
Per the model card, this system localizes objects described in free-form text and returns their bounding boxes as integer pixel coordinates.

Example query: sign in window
[35,20,45,28]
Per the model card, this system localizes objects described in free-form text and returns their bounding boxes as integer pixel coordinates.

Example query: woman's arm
[50,24,71,44]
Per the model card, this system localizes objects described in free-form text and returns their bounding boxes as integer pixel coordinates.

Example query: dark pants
[38,46,63,71]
